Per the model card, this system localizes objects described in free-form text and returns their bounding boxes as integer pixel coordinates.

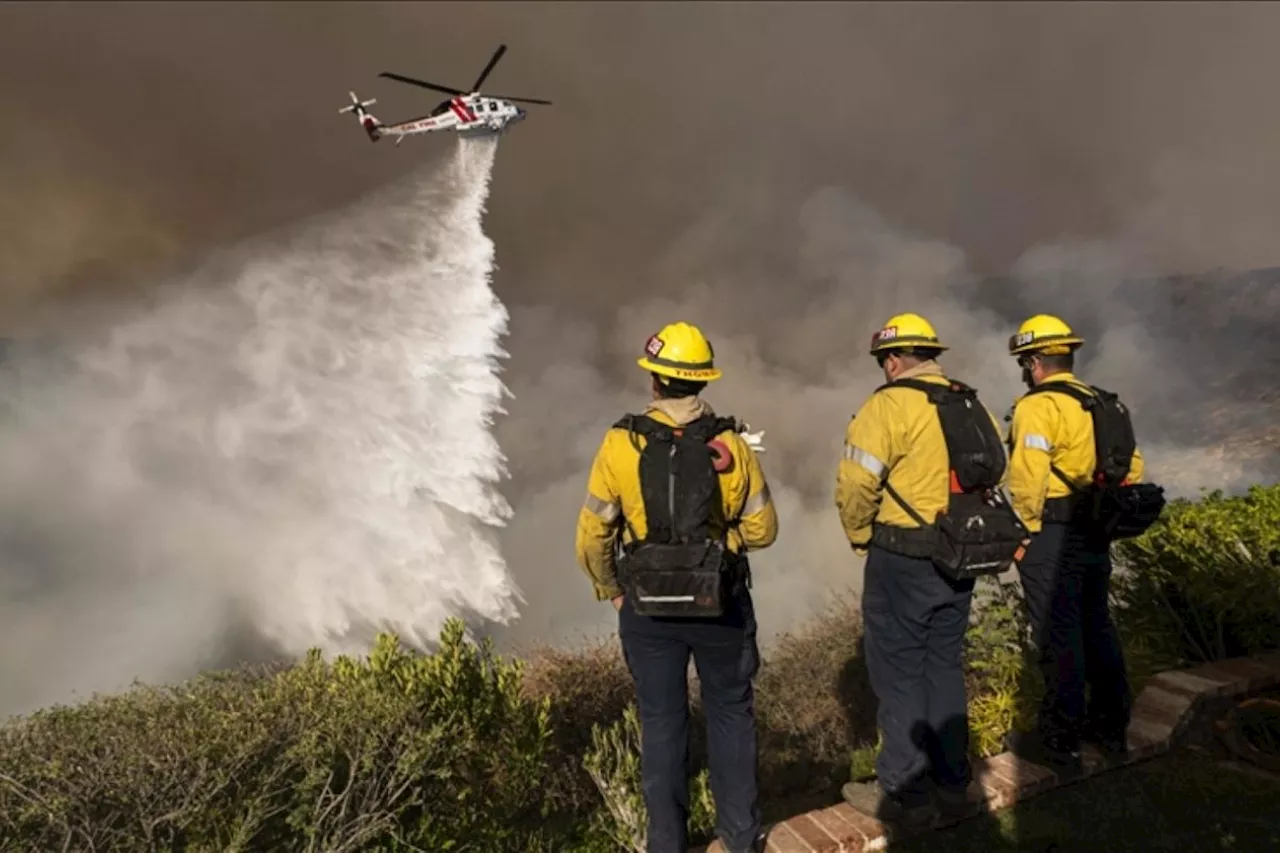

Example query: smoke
[0,138,518,716]
[2,4,1280,694]
[493,180,1280,650]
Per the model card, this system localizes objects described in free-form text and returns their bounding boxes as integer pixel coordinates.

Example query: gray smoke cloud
[494,183,1280,649]
[2,3,1279,693]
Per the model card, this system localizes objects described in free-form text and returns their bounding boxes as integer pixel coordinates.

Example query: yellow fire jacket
[1006,372,1146,533]
[834,361,1007,551]
[574,396,778,601]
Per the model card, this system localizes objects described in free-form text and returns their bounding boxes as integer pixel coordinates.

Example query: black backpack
[875,378,1029,581]
[611,412,745,618]
[1020,381,1166,539]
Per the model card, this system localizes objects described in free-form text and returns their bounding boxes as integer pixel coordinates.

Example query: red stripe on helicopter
[449,98,478,123]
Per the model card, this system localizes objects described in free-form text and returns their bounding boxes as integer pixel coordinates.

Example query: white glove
[738,422,767,453]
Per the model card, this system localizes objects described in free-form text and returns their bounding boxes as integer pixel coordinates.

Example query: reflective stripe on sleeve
[742,484,772,517]
[1023,434,1052,452]
[583,492,620,523]
[843,444,887,479]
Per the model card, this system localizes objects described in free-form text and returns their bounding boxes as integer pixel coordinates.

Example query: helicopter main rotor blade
[378,72,464,96]
[470,43,507,92]
[489,94,553,106]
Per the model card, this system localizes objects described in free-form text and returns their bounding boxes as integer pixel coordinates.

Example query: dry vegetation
[0,484,1277,852]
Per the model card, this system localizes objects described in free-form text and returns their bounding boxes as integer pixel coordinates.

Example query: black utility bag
[877,378,1029,581]
[612,412,743,618]
[1022,381,1165,540]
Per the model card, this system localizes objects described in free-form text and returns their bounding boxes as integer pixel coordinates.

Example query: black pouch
[1096,482,1166,540]
[930,491,1028,582]
[884,483,1028,582]
[619,539,729,618]
[876,377,1028,582]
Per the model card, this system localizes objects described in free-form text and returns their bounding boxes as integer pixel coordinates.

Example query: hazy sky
[6,2,1280,316]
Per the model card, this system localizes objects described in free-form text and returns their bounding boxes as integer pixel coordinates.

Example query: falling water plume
[0,137,520,717]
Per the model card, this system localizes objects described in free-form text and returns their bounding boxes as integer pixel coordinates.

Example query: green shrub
[522,639,635,825]
[0,620,560,853]
[0,668,291,853]
[848,734,883,782]
[1112,483,1280,667]
[963,575,1041,757]
[581,704,716,852]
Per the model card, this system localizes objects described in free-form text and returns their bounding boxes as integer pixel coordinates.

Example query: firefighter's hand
[739,423,767,453]
[611,595,625,612]
[851,542,869,558]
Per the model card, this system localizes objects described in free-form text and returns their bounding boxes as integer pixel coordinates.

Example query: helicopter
[339,43,551,145]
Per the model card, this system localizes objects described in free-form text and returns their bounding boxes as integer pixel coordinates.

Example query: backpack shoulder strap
[612,413,675,441]
[882,480,930,528]
[1088,384,1121,404]
[875,376,945,400]
[870,377,962,526]
[1022,380,1096,409]
[680,414,739,443]
[1017,382,1106,493]
[613,413,737,445]
[878,375,979,404]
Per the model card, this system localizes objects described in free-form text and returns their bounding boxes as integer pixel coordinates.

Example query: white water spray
[0,138,520,716]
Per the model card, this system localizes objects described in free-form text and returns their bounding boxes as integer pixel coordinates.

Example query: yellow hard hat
[1008,314,1085,356]
[868,312,949,355]
[636,321,723,382]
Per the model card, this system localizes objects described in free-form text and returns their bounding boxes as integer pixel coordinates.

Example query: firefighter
[835,313,1006,824]
[575,320,778,853]
[1003,313,1144,768]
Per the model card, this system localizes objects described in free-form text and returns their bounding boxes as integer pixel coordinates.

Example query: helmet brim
[868,340,949,356]
[637,356,722,382]
[1008,334,1085,356]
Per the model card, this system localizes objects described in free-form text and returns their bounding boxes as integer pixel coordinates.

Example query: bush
[0,620,560,853]
[522,639,635,835]
[963,575,1041,757]
[753,590,875,800]
[3,484,1277,851]
[0,668,291,853]
[582,704,716,852]
[836,485,1280,774]
[1112,483,1280,667]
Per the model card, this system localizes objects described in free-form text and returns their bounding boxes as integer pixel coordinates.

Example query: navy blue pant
[1016,523,1132,750]
[862,546,975,801]
[618,590,761,853]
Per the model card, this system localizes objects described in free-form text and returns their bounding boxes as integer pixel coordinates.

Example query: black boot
[1081,719,1129,761]
[1003,728,1083,774]
[841,780,938,828]
[726,831,767,853]
[933,780,986,821]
